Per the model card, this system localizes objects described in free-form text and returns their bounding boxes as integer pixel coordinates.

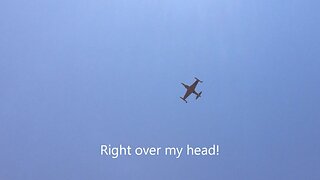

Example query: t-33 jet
[180,77,203,103]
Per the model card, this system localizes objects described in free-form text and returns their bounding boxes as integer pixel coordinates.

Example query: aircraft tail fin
[196,91,202,100]
[180,97,187,103]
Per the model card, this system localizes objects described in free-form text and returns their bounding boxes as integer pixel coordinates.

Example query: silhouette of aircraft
[180,77,203,103]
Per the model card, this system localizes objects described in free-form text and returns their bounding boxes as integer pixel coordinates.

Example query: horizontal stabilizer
[196,91,202,100]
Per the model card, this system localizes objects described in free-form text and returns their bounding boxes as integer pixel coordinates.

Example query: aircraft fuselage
[180,78,203,103]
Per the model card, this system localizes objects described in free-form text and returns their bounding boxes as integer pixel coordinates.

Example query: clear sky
[1,0,320,179]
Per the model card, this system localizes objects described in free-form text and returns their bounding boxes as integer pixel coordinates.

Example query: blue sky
[1,0,320,179]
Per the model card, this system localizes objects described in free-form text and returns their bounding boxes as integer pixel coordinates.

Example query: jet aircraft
[180,77,203,103]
